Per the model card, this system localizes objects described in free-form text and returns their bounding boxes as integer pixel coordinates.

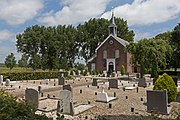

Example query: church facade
[88,12,133,74]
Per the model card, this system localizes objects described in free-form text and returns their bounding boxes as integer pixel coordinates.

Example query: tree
[127,38,171,78]
[170,23,180,71]
[121,65,125,76]
[154,73,177,102]
[4,53,16,70]
[18,54,28,68]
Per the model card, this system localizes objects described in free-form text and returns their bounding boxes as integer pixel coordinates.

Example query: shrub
[70,70,74,76]
[121,65,125,76]
[75,69,79,75]
[83,69,88,76]
[153,73,177,102]
[80,70,84,75]
[0,89,49,120]
[0,71,67,81]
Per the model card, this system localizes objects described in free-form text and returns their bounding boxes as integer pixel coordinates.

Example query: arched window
[115,50,119,58]
[103,50,107,59]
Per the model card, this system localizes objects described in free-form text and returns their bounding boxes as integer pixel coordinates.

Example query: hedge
[0,71,67,81]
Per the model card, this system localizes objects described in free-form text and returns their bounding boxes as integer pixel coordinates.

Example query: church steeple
[108,9,117,37]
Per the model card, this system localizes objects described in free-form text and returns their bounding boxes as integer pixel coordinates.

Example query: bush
[121,65,125,76]
[70,70,74,76]
[0,71,67,81]
[153,73,177,102]
[0,89,49,120]
[83,69,88,76]
[75,69,79,75]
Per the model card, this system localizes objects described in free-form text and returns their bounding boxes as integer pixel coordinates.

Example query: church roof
[95,34,129,52]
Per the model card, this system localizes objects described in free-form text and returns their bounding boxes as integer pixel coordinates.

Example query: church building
[88,12,132,74]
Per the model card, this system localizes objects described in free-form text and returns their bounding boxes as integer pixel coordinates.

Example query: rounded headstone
[5,79,10,86]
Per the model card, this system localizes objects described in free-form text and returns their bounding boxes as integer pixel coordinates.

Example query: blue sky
[0,0,180,63]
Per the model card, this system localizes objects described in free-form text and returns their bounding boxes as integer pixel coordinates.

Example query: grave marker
[147,90,169,114]
[25,88,39,109]
[0,75,3,84]
[108,79,118,88]
[58,90,74,115]
[92,78,98,86]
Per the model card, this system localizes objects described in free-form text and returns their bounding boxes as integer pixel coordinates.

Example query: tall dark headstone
[58,76,65,85]
[147,90,168,114]
[138,77,147,87]
[92,78,98,86]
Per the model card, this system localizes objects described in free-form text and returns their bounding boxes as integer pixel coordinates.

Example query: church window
[115,50,119,58]
[103,50,107,59]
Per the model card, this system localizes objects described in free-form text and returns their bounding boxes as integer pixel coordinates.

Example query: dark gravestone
[58,76,65,85]
[92,78,98,86]
[25,88,39,109]
[138,77,147,87]
[172,76,178,87]
[108,79,118,88]
[63,85,73,97]
[147,90,168,114]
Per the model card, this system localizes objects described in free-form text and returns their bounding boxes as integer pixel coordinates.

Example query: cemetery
[0,72,180,120]
[0,2,180,120]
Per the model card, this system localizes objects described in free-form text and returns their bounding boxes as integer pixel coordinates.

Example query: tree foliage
[169,23,180,71]
[4,53,16,70]
[18,54,28,68]
[153,73,177,102]
[126,38,172,77]
[16,18,134,70]
[121,65,125,76]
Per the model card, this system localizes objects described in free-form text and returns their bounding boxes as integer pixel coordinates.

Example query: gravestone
[147,90,169,114]
[58,90,74,115]
[136,73,140,78]
[63,85,73,96]
[0,75,3,84]
[25,88,39,109]
[92,78,98,86]
[108,79,118,88]
[138,77,147,87]
[172,76,178,87]
[5,79,10,86]
[96,85,117,103]
[58,76,65,85]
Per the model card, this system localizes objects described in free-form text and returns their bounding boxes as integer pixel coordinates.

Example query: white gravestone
[0,75,3,84]
[96,84,117,103]
[58,90,74,115]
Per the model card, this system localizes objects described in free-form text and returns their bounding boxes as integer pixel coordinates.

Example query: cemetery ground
[1,74,180,120]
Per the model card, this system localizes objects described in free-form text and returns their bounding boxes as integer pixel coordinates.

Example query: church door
[108,62,114,72]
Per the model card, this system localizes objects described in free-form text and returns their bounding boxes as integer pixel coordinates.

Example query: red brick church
[88,12,132,74]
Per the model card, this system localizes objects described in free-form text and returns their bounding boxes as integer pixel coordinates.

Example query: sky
[0,0,180,63]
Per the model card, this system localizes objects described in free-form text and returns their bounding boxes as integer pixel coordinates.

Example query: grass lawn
[0,67,43,73]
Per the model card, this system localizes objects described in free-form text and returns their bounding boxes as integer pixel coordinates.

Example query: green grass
[0,67,44,73]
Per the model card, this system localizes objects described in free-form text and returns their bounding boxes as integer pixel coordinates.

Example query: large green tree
[4,53,16,70]
[170,23,180,71]
[18,54,28,68]
[127,38,172,77]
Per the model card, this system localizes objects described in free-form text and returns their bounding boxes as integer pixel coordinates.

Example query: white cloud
[39,0,110,25]
[0,30,14,42]
[0,45,21,63]
[134,31,151,41]
[101,0,180,26]
[0,0,43,26]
